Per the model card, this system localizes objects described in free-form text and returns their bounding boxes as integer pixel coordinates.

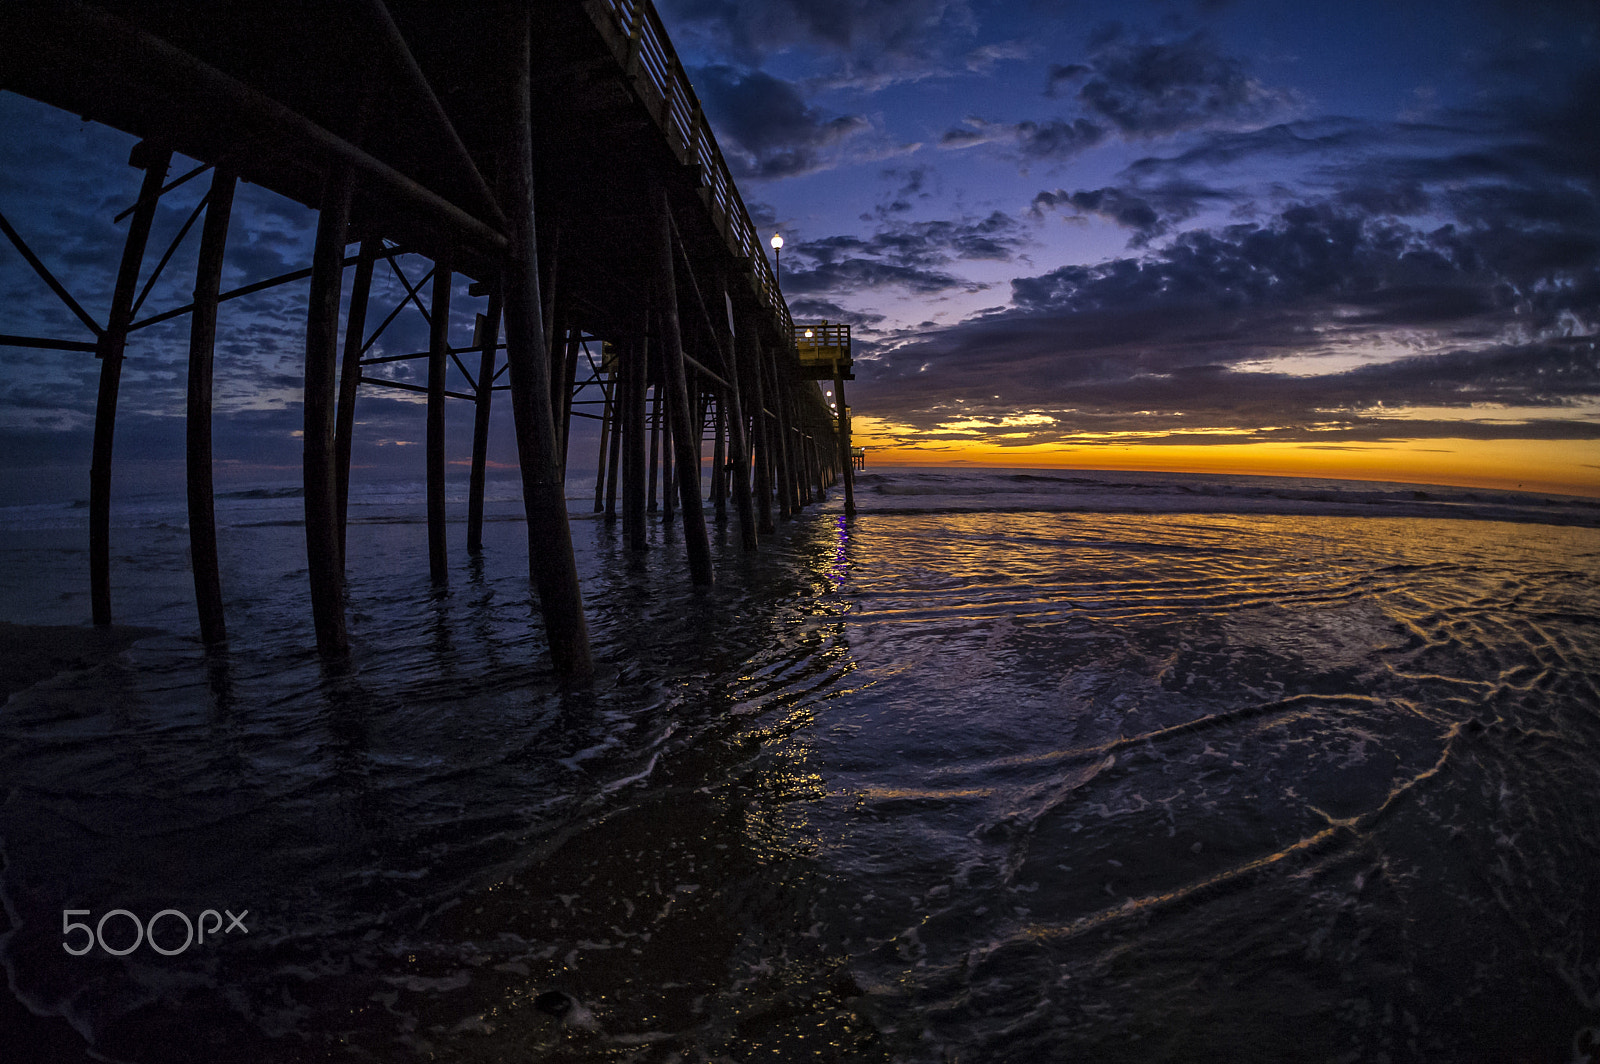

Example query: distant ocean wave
[845,467,1600,527]
[215,486,304,501]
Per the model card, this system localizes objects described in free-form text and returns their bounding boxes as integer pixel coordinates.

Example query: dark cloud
[782,258,979,297]
[1119,70,1600,239]
[1045,62,1090,96]
[964,41,1032,74]
[1016,118,1108,159]
[870,165,936,217]
[939,116,1106,160]
[1030,180,1232,245]
[1519,68,1600,178]
[943,29,1289,169]
[1057,26,1297,136]
[885,166,932,199]
[938,119,999,149]
[692,65,872,179]
[1120,117,1382,181]
[1336,183,1432,217]
[851,201,1599,443]
[783,212,1027,296]
[860,335,1600,446]
[786,297,887,331]
[1005,203,1561,329]
[1034,188,1161,236]
[660,0,973,86]
[743,200,780,232]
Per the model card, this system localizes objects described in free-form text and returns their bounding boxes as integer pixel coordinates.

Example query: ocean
[2,466,1599,1062]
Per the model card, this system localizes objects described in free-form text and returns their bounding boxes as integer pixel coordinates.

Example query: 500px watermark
[62,908,249,956]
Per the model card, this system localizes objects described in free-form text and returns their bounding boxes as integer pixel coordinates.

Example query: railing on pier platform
[795,323,852,381]
[586,0,793,347]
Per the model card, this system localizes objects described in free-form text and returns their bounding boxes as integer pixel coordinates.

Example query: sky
[1,0,1598,503]
[662,0,1600,495]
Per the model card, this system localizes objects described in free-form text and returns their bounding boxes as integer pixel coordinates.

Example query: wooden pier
[0,0,848,682]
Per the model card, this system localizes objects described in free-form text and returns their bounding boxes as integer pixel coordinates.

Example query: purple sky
[667,0,1599,479]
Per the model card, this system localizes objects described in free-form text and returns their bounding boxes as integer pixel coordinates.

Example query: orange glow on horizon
[850,429,1600,498]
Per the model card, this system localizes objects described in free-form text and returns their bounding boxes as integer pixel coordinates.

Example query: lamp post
[771,232,784,292]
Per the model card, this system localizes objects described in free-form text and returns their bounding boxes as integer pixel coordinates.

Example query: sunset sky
[669,0,1600,495]
[1,0,1598,501]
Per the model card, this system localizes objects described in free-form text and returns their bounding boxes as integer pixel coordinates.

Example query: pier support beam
[90,142,170,626]
[711,393,726,520]
[648,386,661,512]
[467,291,503,552]
[186,166,236,646]
[718,289,757,551]
[798,395,815,507]
[653,186,712,585]
[767,345,795,520]
[503,7,593,682]
[560,327,579,474]
[594,352,613,514]
[834,364,855,515]
[335,238,379,565]
[606,354,623,520]
[427,262,451,584]
[737,310,774,536]
[623,330,647,549]
[304,162,353,658]
[661,394,676,523]
[810,418,825,501]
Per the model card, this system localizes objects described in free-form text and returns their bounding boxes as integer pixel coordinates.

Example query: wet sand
[1,622,160,1064]
[0,622,162,702]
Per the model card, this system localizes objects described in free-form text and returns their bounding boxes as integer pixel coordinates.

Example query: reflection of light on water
[828,514,850,589]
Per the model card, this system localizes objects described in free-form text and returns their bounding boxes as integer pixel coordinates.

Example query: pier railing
[584,0,794,347]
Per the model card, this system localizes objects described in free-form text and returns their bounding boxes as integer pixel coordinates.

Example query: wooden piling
[647,385,660,512]
[834,364,855,515]
[798,395,815,507]
[304,162,353,658]
[502,6,593,682]
[427,261,451,584]
[661,393,676,522]
[653,188,712,585]
[798,423,812,506]
[560,328,579,473]
[711,392,726,520]
[90,142,170,626]
[606,356,623,520]
[737,310,774,536]
[594,354,613,513]
[546,302,567,450]
[186,166,236,646]
[335,239,379,565]
[467,290,503,551]
[624,330,647,549]
[769,351,796,519]
[726,386,758,552]
[716,287,757,551]
[810,416,825,501]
